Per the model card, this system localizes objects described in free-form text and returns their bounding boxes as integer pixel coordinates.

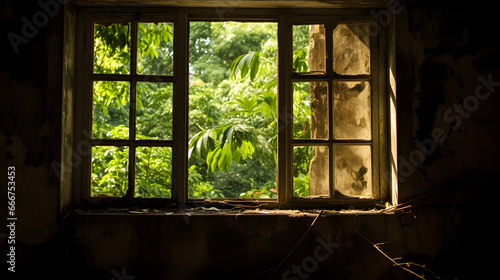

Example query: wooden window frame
[73,7,395,210]
[282,16,383,205]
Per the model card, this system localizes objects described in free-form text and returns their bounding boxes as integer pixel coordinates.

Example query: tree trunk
[308,25,330,196]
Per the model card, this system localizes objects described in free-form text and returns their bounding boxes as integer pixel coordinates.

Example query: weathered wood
[278,15,292,203]
[126,19,139,198]
[76,8,392,206]
[74,0,391,9]
[172,13,189,204]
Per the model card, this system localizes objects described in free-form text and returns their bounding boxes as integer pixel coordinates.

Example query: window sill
[78,196,388,213]
[72,207,390,218]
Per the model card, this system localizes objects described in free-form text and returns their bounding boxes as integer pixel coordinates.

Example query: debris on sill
[200,206,221,212]
[74,205,388,216]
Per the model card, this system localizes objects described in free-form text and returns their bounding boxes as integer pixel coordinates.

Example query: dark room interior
[1,0,499,279]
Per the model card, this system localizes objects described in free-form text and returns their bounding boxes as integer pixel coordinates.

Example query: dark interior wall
[395,0,500,201]
[0,0,498,279]
[1,0,67,278]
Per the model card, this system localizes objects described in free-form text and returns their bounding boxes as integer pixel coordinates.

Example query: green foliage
[189,124,257,172]
[239,179,277,199]
[229,51,260,81]
[188,165,225,199]
[292,83,312,139]
[293,48,309,72]
[293,174,310,197]
[186,22,279,198]
[92,81,130,139]
[135,146,172,198]
[91,141,129,196]
[292,25,310,72]
[136,82,173,140]
[292,146,313,197]
[137,22,174,75]
[93,23,131,74]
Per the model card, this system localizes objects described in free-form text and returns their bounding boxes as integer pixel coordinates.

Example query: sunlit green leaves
[92,81,130,139]
[91,146,129,196]
[293,48,308,72]
[229,51,260,81]
[137,22,174,75]
[187,22,280,199]
[293,24,324,73]
[239,179,277,198]
[292,82,312,139]
[189,129,217,158]
[188,165,225,199]
[93,23,131,74]
[292,81,329,140]
[136,82,173,140]
[135,147,172,198]
[227,96,261,116]
[293,175,310,197]
[292,146,313,197]
[189,124,257,173]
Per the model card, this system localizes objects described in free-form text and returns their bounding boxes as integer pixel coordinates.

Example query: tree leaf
[249,51,260,81]
[229,54,246,80]
[209,147,221,172]
[219,142,232,170]
[239,52,253,78]
[136,98,143,109]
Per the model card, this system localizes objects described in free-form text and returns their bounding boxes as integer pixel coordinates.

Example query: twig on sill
[355,230,427,279]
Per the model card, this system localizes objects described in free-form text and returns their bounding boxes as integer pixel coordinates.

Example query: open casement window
[279,16,390,207]
[74,9,394,209]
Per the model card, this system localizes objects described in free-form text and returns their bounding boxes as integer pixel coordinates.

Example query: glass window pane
[136,82,173,140]
[293,24,326,73]
[333,23,370,75]
[92,81,130,140]
[91,146,129,197]
[137,22,174,75]
[188,152,277,199]
[135,147,172,198]
[334,145,372,197]
[93,22,131,74]
[293,82,329,139]
[333,81,371,140]
[293,146,329,197]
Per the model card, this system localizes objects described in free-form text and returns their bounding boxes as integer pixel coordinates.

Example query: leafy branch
[189,124,258,172]
[229,51,261,81]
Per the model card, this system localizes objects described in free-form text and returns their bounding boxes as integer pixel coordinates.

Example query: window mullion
[278,15,292,204]
[91,74,132,81]
[172,13,188,204]
[126,19,139,198]
[80,14,95,199]
[326,21,335,199]
[374,23,385,201]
